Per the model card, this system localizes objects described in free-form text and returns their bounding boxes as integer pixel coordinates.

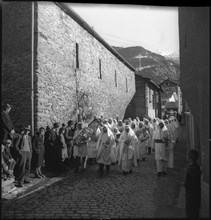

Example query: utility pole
[75,68,80,122]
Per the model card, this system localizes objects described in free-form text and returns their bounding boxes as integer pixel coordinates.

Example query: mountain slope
[113,46,180,85]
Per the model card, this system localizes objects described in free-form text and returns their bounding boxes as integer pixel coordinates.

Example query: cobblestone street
[2,128,186,219]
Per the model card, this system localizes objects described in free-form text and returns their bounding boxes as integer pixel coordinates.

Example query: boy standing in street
[15,126,33,187]
[184,149,201,218]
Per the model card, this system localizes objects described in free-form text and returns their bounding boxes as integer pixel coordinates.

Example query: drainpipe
[31,1,35,136]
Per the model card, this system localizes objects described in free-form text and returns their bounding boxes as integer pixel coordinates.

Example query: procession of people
[1,102,182,188]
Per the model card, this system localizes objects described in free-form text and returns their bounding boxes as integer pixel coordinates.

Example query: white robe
[152,127,168,161]
[96,126,115,165]
[73,129,87,158]
[136,129,149,157]
[86,128,101,158]
[118,128,138,171]
[112,130,121,163]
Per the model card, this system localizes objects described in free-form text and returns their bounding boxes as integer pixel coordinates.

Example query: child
[1,144,12,180]
[184,149,201,218]
[2,139,16,178]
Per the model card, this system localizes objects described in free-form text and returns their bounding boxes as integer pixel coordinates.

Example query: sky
[69,3,179,56]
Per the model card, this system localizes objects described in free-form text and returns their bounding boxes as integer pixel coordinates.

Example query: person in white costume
[85,127,101,166]
[152,120,169,177]
[117,120,125,133]
[112,127,121,164]
[129,122,140,162]
[151,118,159,151]
[108,118,115,131]
[73,122,87,173]
[144,118,154,155]
[96,125,115,177]
[118,125,138,175]
[136,122,149,161]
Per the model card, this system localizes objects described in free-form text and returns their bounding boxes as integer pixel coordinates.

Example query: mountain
[164,51,180,65]
[113,46,180,85]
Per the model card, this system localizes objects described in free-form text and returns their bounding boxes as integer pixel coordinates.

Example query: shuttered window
[76,43,79,68]
[99,59,102,79]
[126,77,128,92]
[115,71,117,87]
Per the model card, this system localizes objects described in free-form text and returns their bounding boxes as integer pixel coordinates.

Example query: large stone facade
[2,2,136,131]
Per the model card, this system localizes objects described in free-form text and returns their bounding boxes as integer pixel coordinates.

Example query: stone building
[2,2,136,133]
[124,74,162,120]
[179,7,209,217]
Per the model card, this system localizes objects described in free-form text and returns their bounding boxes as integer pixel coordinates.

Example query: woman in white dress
[96,125,115,177]
[118,125,138,175]
[136,122,149,161]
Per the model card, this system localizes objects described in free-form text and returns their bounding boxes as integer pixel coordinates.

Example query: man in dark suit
[1,103,15,145]
[15,126,33,187]
[46,122,59,171]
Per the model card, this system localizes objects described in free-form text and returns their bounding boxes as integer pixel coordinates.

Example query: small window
[126,77,128,93]
[76,43,79,68]
[115,71,117,87]
[149,88,152,103]
[99,59,102,79]
[152,94,155,109]
[156,93,159,103]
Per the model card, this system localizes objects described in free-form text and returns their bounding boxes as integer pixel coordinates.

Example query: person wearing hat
[65,120,77,162]
[46,122,59,171]
[15,125,33,187]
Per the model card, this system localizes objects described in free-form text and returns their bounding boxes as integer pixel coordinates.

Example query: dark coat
[32,133,45,167]
[1,111,14,144]
[1,111,14,132]
[185,162,201,218]
[65,124,77,142]
[45,129,58,170]
[10,134,22,160]
[48,129,58,147]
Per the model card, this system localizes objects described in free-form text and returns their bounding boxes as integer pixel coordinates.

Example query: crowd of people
[1,102,202,218]
[1,102,181,187]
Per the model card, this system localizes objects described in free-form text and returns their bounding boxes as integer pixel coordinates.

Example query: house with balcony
[124,73,163,120]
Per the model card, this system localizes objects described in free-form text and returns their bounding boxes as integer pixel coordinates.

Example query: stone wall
[2,2,32,130]
[35,2,135,129]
